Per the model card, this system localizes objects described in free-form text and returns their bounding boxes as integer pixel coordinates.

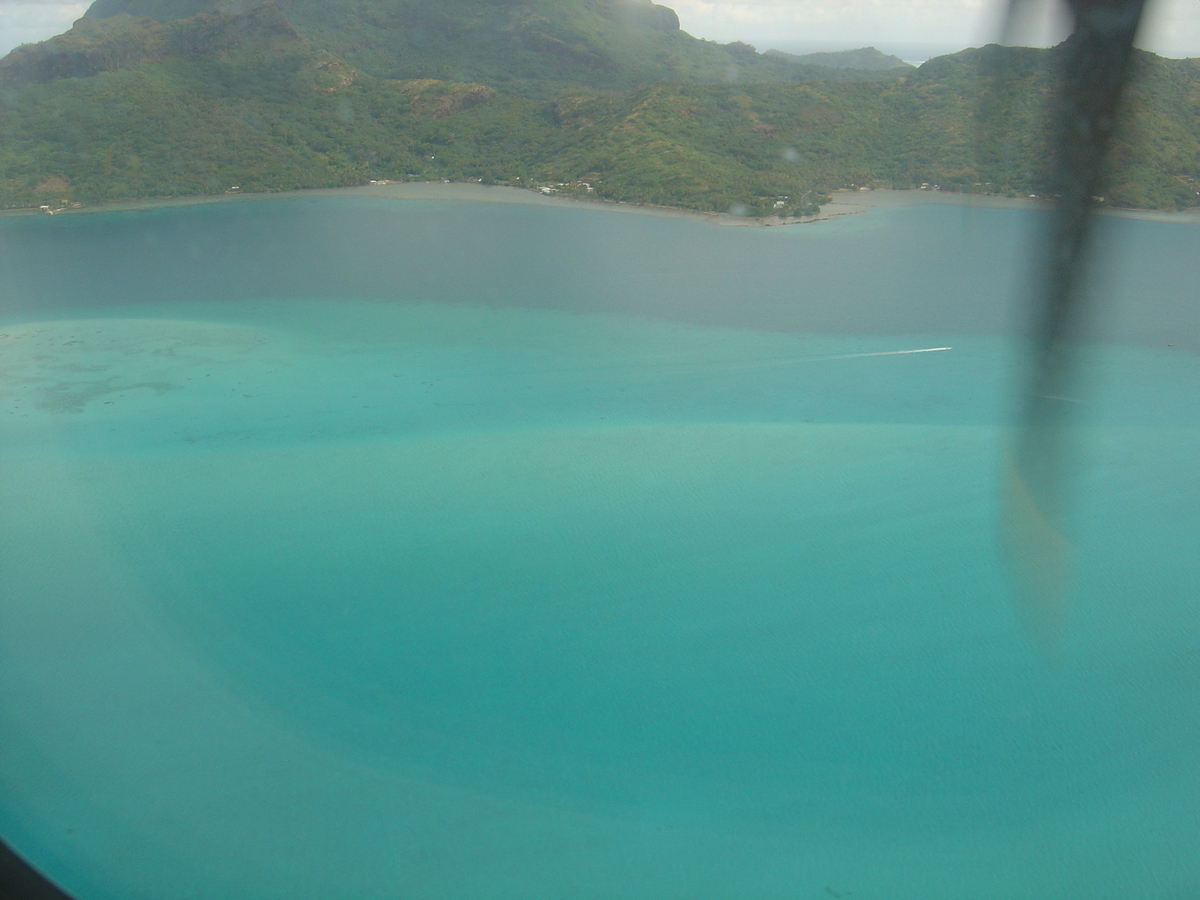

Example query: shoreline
[821,187,1200,225]
[4,180,1199,227]
[0,181,846,225]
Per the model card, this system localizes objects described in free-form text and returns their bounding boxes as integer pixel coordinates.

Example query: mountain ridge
[79,0,905,97]
[764,47,913,71]
[0,4,324,87]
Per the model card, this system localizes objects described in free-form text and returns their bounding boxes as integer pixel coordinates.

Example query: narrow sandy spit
[5,180,1199,226]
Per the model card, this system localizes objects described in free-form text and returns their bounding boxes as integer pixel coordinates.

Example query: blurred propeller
[998,0,1147,654]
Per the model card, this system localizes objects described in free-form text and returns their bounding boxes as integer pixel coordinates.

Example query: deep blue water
[1,192,1198,900]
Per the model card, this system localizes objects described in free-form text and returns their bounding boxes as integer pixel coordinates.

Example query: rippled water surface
[2,192,1198,900]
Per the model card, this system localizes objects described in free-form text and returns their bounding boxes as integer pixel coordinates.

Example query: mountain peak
[1,3,307,87]
[78,0,891,96]
[765,46,913,71]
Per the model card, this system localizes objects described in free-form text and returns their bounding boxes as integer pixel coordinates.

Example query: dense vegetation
[79,0,916,96]
[1,0,1198,215]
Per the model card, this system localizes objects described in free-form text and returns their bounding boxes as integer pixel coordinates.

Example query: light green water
[1,196,1198,900]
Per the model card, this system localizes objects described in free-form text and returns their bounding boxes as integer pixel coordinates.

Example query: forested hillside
[1,0,1197,215]
[80,0,905,96]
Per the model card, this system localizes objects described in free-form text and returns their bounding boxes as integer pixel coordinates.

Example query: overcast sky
[675,0,1200,57]
[1,0,1198,60]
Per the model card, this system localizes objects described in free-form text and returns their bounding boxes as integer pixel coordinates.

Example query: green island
[1,0,1198,216]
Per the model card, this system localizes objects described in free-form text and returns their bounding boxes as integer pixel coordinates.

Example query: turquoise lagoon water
[1,192,1198,900]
